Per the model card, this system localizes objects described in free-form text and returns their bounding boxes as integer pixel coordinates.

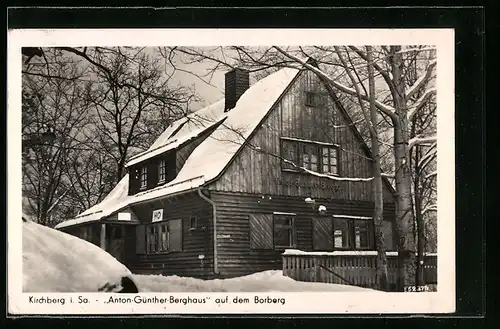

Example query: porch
[282,250,437,292]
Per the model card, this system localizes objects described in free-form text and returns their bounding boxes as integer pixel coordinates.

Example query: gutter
[197,186,220,276]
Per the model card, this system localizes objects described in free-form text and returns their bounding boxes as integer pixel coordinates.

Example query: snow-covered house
[55,61,398,279]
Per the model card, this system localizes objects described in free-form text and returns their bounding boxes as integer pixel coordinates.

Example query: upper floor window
[140,166,147,189]
[158,159,166,183]
[281,137,340,175]
[305,91,316,107]
[321,146,338,175]
[301,143,319,172]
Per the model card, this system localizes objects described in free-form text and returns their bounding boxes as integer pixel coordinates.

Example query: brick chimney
[224,67,250,112]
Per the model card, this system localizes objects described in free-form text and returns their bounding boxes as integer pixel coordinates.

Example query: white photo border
[7,28,455,315]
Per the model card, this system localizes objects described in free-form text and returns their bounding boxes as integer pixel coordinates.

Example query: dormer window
[140,166,147,189]
[158,159,166,183]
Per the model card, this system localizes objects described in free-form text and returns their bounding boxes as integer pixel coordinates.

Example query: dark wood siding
[208,69,395,202]
[125,192,215,278]
[211,191,396,278]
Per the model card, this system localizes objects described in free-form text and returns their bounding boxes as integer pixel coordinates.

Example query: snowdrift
[22,220,132,292]
[132,270,378,292]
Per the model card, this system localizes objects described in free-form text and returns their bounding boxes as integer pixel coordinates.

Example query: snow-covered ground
[23,220,377,293]
[23,220,131,292]
[132,271,377,292]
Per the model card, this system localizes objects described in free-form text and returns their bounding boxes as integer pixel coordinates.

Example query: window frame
[273,213,297,250]
[189,216,198,230]
[330,216,375,251]
[140,166,148,189]
[280,137,340,176]
[145,221,171,254]
[305,91,316,107]
[332,217,351,250]
[158,159,166,184]
[352,219,375,250]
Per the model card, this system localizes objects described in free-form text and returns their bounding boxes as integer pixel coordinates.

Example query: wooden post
[100,223,106,250]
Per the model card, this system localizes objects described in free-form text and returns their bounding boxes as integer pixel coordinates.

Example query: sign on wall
[152,209,163,222]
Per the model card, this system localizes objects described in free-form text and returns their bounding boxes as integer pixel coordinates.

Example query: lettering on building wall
[277,177,341,192]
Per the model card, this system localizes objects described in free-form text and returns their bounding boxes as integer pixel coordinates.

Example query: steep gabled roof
[55,67,301,229]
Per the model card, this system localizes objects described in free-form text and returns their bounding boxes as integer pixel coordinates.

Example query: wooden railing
[282,251,437,291]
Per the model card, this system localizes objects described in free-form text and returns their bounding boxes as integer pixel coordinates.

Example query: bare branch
[273,46,397,120]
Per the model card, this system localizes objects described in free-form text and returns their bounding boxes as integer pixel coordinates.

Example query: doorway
[106,224,125,263]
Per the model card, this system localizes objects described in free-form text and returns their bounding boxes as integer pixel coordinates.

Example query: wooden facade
[126,191,215,278]
[209,69,395,202]
[208,191,396,278]
[59,66,400,284]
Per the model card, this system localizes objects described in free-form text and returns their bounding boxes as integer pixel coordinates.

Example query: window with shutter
[135,225,146,254]
[312,217,333,250]
[168,219,183,252]
[331,216,376,250]
[249,214,273,249]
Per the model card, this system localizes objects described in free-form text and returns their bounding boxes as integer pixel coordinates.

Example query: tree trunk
[367,46,389,291]
[390,46,416,291]
[414,146,425,286]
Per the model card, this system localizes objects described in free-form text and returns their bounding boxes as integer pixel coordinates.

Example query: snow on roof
[55,174,132,229]
[126,102,227,168]
[56,67,301,229]
[173,67,300,184]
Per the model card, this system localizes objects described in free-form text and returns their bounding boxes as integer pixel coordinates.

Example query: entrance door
[107,224,125,263]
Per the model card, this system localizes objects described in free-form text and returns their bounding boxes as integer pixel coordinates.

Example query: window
[144,219,183,254]
[281,138,340,175]
[322,146,338,175]
[147,225,158,253]
[330,216,375,250]
[301,144,319,171]
[273,214,296,249]
[249,213,297,250]
[189,216,198,230]
[140,166,147,188]
[158,159,166,183]
[305,91,316,107]
[353,220,374,250]
[159,223,169,251]
[282,140,298,170]
[333,217,351,249]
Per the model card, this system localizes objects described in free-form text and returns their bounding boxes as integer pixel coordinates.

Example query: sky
[174,62,225,110]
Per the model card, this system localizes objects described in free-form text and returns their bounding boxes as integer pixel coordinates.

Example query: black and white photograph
[8,28,455,314]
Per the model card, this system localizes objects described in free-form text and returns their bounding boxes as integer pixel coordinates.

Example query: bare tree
[22,48,91,226]
[162,45,437,290]
[85,48,197,182]
[22,47,199,225]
